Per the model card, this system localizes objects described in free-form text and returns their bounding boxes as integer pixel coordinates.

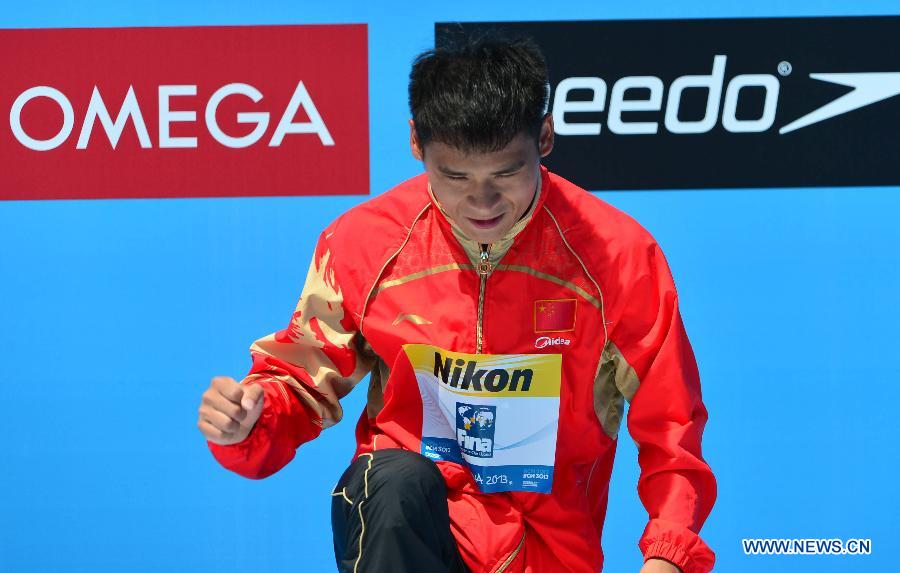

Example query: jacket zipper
[493,530,526,573]
[475,240,522,571]
[476,243,492,353]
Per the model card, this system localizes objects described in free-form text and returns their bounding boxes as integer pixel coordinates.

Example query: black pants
[331,448,470,573]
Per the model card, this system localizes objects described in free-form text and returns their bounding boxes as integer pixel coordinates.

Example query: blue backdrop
[1,1,898,572]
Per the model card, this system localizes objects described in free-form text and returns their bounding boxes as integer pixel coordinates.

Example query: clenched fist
[197,376,265,446]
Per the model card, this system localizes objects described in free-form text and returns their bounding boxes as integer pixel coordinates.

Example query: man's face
[410,116,554,244]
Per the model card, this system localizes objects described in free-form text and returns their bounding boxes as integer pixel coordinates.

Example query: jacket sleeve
[207,232,375,479]
[607,239,717,573]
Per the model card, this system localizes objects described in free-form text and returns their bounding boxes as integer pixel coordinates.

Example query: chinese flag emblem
[534,299,577,333]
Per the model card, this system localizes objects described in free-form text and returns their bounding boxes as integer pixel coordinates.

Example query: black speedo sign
[436,16,900,190]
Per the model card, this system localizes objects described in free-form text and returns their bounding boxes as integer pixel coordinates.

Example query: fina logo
[456,403,496,458]
[535,336,571,349]
[551,55,900,136]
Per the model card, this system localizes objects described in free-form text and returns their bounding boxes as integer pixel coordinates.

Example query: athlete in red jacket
[198,37,716,573]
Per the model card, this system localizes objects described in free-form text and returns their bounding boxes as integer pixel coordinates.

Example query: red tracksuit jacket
[208,165,717,573]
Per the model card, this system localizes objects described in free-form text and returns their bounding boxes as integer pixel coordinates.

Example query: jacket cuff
[206,389,275,479]
[205,379,321,479]
[639,518,715,573]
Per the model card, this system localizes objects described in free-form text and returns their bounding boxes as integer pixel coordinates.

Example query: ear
[409,119,424,161]
[538,114,554,158]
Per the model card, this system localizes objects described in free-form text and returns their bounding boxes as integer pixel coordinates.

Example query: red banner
[0,24,369,200]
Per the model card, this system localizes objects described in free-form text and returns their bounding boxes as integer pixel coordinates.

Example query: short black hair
[408,32,550,154]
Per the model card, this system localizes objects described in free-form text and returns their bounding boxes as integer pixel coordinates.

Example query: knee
[365,449,446,501]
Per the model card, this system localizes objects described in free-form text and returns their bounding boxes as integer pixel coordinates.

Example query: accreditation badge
[403,344,562,494]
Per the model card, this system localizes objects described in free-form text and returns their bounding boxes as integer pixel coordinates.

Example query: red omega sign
[0,24,369,200]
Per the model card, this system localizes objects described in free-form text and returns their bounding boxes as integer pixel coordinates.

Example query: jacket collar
[426,165,550,269]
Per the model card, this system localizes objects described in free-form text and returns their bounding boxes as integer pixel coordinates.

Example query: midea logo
[551,55,900,136]
[534,336,571,349]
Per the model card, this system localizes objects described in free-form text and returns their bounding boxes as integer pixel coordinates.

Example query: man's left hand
[639,558,682,573]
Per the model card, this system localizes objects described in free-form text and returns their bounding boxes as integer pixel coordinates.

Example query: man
[197,36,716,573]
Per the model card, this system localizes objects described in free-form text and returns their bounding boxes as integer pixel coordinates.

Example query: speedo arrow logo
[779,72,900,134]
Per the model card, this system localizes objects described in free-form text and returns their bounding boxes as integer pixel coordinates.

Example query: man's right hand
[197,376,266,446]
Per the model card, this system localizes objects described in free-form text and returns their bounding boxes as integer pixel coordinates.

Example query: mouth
[466,213,505,230]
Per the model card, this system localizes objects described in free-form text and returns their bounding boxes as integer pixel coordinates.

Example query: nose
[466,183,501,214]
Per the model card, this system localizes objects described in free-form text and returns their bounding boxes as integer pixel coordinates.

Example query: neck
[430,171,544,273]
